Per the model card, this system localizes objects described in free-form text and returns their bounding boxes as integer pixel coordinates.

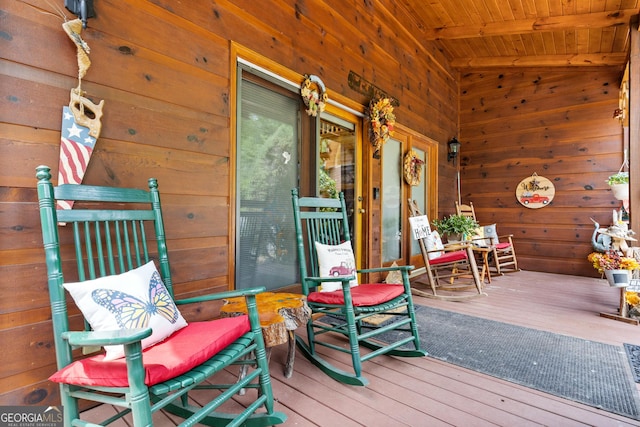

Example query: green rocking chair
[36,165,286,427]
[291,189,426,386]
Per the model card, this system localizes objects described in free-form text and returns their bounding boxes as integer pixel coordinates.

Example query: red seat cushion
[307,283,405,306]
[428,250,467,265]
[495,242,511,250]
[49,316,250,387]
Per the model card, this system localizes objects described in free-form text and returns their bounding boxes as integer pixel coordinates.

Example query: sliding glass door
[236,76,300,290]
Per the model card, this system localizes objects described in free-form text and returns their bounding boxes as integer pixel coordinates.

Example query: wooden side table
[220,292,310,378]
[472,246,492,284]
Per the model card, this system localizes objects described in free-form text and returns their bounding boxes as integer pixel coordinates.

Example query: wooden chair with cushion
[455,200,519,275]
[410,200,485,300]
[36,165,286,427]
[291,189,426,386]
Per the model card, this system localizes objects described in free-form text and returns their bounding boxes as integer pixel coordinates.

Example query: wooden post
[629,16,640,238]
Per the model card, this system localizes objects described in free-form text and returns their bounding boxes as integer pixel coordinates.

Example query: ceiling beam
[450,53,629,68]
[425,9,637,40]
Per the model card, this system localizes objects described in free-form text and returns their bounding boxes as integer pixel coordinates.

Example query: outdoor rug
[624,343,640,383]
[324,305,640,419]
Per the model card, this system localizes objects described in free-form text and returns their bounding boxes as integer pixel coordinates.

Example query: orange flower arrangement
[587,250,639,273]
[368,97,395,158]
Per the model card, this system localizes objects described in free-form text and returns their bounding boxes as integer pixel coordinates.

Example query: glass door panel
[382,137,403,263]
[319,113,357,240]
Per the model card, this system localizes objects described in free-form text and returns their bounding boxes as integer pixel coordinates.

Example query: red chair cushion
[495,242,511,250]
[49,316,250,387]
[428,250,467,265]
[307,283,405,306]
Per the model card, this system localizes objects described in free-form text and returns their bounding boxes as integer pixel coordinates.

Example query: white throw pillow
[425,230,445,260]
[471,226,489,247]
[483,224,499,245]
[64,261,187,360]
[315,241,358,292]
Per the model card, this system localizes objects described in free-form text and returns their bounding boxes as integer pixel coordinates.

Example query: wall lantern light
[448,137,461,163]
[65,0,95,28]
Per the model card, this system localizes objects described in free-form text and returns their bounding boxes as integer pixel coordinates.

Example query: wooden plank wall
[0,0,457,407]
[459,69,625,277]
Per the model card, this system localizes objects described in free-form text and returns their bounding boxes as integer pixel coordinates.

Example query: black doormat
[327,305,640,420]
[624,343,640,383]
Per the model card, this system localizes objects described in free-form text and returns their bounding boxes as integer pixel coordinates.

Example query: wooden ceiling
[396,0,639,70]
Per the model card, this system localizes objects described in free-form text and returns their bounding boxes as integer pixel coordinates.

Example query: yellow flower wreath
[368,97,395,158]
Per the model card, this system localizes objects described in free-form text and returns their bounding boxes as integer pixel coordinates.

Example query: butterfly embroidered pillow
[63,261,187,360]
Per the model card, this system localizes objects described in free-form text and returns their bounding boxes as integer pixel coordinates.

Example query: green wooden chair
[291,189,426,386]
[36,165,286,427]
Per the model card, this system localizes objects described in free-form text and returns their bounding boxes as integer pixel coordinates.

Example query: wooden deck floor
[85,270,640,426]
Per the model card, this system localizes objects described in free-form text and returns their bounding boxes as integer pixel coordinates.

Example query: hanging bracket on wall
[65,0,95,28]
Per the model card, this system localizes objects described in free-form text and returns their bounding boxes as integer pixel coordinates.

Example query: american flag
[57,106,97,210]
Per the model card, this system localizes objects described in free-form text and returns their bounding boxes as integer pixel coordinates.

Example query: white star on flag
[67,123,83,138]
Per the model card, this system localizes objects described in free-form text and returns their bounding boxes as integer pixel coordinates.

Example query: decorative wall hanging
[403,149,425,186]
[368,97,395,159]
[300,74,327,117]
[515,173,555,209]
[57,18,104,210]
[347,71,399,107]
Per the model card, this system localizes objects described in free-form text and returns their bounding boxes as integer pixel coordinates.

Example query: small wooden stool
[220,292,310,378]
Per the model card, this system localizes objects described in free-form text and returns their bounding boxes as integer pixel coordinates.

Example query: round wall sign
[515,173,555,209]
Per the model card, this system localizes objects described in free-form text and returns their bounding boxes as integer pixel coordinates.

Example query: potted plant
[606,171,629,201]
[432,214,479,242]
[587,250,639,287]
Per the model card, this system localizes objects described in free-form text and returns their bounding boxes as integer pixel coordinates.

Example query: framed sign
[409,215,430,240]
[516,173,555,209]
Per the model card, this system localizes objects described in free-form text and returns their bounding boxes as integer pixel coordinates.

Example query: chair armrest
[61,328,152,347]
[426,242,472,254]
[442,242,472,249]
[487,235,514,246]
[359,265,414,274]
[174,286,266,305]
[177,288,269,343]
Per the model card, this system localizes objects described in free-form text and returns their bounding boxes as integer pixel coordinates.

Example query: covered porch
[85,270,640,426]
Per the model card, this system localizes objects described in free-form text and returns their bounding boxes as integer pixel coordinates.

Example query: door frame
[382,124,438,271]
[322,104,366,268]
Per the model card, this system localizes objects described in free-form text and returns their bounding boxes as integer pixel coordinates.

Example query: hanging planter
[607,171,629,201]
[610,183,629,201]
[604,269,631,287]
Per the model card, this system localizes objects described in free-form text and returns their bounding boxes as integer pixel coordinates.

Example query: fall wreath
[300,74,328,117]
[403,149,424,186]
[368,97,395,158]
